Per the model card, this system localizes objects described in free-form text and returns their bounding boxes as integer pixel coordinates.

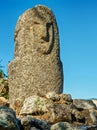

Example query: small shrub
[0,70,4,78]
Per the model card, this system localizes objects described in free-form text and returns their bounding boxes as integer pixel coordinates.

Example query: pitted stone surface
[8,5,63,106]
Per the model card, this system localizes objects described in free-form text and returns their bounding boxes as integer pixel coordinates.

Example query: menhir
[8,5,63,106]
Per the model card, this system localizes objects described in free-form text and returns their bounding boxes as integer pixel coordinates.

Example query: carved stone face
[14,6,57,57]
[33,23,48,42]
[30,21,54,54]
[9,6,63,107]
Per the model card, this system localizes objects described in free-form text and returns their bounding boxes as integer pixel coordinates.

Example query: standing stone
[8,5,63,106]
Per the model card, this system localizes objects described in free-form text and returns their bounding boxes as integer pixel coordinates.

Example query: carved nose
[41,26,49,42]
[41,36,49,42]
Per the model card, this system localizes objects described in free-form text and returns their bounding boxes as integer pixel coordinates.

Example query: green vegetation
[0,60,9,99]
[0,70,5,78]
[0,60,7,78]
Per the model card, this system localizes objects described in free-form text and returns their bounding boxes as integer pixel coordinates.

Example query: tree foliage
[0,60,7,78]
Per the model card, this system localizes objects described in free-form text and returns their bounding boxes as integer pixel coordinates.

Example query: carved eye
[46,23,52,28]
[33,21,40,24]
[45,23,52,42]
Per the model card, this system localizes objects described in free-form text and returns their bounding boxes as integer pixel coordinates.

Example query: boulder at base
[19,92,97,125]
[0,106,20,130]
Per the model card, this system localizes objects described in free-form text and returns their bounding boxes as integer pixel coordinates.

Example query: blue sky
[0,0,97,99]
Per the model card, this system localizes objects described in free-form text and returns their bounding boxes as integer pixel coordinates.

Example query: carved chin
[37,44,52,54]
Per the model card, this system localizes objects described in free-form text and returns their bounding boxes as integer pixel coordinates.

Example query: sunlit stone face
[30,21,53,54]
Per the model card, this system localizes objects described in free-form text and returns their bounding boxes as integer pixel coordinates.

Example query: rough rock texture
[73,99,97,110]
[19,93,73,123]
[18,92,97,126]
[13,98,24,116]
[0,97,9,107]
[0,106,20,130]
[20,117,82,130]
[0,106,96,130]
[8,5,63,107]
[21,116,50,130]
[20,116,97,130]
[20,95,54,116]
[73,99,97,125]
[50,122,81,130]
[92,99,97,108]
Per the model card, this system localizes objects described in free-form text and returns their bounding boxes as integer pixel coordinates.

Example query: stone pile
[0,77,97,129]
[0,93,97,130]
[16,92,97,126]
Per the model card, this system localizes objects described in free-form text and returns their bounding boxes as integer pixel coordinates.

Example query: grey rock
[30,127,40,130]
[0,106,20,130]
[46,92,72,102]
[8,5,63,107]
[72,99,97,125]
[20,95,54,115]
[19,94,97,125]
[59,93,73,102]
[78,125,97,130]
[19,94,73,123]
[50,122,82,130]
[73,99,96,110]
[21,116,50,130]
